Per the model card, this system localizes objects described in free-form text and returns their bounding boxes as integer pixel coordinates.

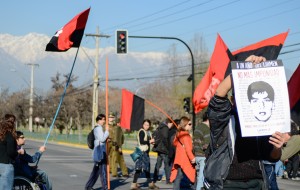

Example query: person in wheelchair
[14,131,52,190]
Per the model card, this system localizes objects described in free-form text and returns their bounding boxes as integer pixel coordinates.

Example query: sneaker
[283,171,289,179]
[161,176,166,181]
[291,177,300,180]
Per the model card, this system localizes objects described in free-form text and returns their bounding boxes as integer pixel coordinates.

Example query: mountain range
[0,33,167,94]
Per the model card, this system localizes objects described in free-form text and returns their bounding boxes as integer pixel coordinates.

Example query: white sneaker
[291,177,300,180]
[283,171,289,179]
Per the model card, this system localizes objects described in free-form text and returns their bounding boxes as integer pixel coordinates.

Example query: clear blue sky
[1,0,300,77]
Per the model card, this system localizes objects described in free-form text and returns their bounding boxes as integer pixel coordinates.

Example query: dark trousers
[153,153,170,183]
[133,170,151,183]
[223,179,264,190]
[85,160,108,190]
[264,163,278,190]
[286,154,299,178]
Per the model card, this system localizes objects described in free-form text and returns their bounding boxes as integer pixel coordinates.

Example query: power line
[132,0,240,33]
[102,0,194,33]
[119,0,215,31]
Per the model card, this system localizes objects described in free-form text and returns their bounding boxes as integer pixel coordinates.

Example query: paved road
[23,139,299,190]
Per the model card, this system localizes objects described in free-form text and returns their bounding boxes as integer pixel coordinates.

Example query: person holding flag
[85,114,109,190]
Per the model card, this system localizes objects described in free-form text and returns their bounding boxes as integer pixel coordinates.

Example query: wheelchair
[13,175,47,190]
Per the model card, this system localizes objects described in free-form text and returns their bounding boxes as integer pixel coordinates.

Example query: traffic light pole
[129,35,196,131]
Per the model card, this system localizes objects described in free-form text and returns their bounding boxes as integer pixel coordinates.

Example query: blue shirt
[92,125,109,162]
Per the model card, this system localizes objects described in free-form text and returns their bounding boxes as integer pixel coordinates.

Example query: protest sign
[231,60,290,137]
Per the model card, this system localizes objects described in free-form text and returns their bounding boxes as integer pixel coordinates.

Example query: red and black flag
[120,89,145,131]
[225,30,289,77]
[45,8,90,52]
[193,31,289,113]
[193,34,231,113]
[288,64,300,109]
[288,64,300,125]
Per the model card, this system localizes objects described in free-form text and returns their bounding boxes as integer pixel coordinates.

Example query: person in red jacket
[170,116,195,189]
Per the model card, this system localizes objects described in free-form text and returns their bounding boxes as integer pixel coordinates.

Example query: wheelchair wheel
[13,176,40,190]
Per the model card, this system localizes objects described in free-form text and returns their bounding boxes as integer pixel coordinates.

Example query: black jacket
[0,133,18,164]
[204,95,277,190]
[152,122,169,154]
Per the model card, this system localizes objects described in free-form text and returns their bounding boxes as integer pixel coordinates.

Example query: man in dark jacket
[152,118,173,184]
[14,131,52,190]
[193,112,210,190]
[204,55,284,190]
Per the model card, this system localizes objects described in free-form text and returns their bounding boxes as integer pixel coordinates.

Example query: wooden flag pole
[105,57,110,189]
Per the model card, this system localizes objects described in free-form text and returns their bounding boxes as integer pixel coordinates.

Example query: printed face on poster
[231,60,290,137]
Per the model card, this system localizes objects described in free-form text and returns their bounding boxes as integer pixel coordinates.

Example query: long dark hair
[0,114,17,141]
[142,119,151,130]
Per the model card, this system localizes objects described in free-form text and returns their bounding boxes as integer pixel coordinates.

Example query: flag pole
[43,48,80,146]
[105,57,111,189]
[144,99,179,129]
[35,48,80,166]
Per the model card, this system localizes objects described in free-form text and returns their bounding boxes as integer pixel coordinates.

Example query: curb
[27,138,158,157]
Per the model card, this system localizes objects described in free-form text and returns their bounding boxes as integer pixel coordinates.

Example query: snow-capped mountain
[0,33,167,94]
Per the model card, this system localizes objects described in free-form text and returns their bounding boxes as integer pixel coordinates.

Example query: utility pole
[27,63,39,132]
[86,27,110,128]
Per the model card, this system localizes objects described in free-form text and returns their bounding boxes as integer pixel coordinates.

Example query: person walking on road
[152,118,173,185]
[131,119,159,190]
[170,116,196,190]
[193,112,210,190]
[111,117,129,177]
[85,114,109,190]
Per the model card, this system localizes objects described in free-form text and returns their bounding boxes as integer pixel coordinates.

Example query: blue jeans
[37,169,52,190]
[264,163,278,190]
[195,156,206,190]
[85,160,108,190]
[275,160,284,177]
[173,167,184,190]
[0,163,14,190]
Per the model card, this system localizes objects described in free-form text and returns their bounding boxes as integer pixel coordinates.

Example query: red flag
[45,8,90,52]
[193,31,289,113]
[120,89,145,131]
[193,34,230,113]
[288,64,300,110]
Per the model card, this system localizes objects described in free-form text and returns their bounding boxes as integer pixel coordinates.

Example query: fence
[23,130,138,150]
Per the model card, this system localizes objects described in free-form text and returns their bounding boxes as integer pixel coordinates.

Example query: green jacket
[112,125,124,148]
[193,122,210,157]
[281,135,300,161]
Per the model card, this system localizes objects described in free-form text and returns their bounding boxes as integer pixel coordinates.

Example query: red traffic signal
[116,30,128,54]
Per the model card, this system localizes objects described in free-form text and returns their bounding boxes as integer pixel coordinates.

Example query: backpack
[87,126,97,149]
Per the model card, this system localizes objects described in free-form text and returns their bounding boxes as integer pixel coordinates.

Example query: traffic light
[116,30,128,54]
[183,97,190,113]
